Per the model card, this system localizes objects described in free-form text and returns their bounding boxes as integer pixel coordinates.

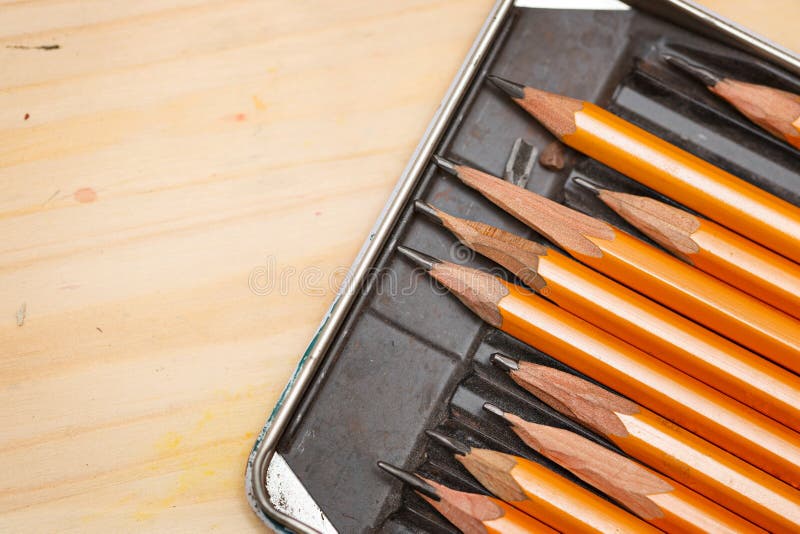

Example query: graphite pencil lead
[396,246,441,271]
[572,176,602,195]
[491,353,520,372]
[483,402,508,420]
[413,200,443,225]
[425,430,471,456]
[487,74,526,99]
[432,155,459,176]
[377,461,440,501]
[662,54,722,87]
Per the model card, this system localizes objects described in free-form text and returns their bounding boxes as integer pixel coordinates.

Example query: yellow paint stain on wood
[155,432,184,454]
[130,399,260,522]
[252,95,267,111]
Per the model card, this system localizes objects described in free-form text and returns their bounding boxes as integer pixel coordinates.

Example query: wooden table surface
[1,1,796,532]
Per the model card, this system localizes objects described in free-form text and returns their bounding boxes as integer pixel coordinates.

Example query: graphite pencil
[487,356,800,533]
[425,431,657,533]
[581,180,800,320]
[434,158,800,372]
[376,461,555,533]
[487,75,800,262]
[483,404,763,533]
[415,200,800,430]
[396,246,800,487]
[664,54,800,149]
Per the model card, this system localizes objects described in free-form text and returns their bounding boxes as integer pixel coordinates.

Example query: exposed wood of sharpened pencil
[437,160,800,371]
[486,406,763,533]
[590,184,800,320]
[664,54,800,149]
[376,462,554,534]
[489,357,800,533]
[416,201,800,430]
[487,75,800,262]
[396,247,800,488]
[425,431,657,533]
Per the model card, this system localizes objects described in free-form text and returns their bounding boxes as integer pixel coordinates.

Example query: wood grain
[699,0,800,53]
[0,1,493,531]
[0,1,794,532]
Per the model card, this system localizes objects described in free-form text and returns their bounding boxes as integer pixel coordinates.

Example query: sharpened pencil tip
[377,461,440,501]
[414,200,443,225]
[426,430,471,456]
[396,246,441,271]
[487,75,526,99]
[483,402,507,420]
[662,54,721,87]
[491,353,520,372]
[433,155,459,176]
[573,177,602,195]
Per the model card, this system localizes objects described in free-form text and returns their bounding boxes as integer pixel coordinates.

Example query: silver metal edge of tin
[245,0,800,531]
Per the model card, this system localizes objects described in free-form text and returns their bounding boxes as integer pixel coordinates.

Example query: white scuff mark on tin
[516,0,629,10]
[266,453,338,533]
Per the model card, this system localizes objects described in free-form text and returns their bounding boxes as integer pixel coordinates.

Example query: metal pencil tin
[246,1,800,531]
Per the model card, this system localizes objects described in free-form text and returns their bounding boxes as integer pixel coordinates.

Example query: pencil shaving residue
[74,188,97,203]
[16,303,26,326]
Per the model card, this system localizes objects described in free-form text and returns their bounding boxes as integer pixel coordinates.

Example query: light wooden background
[1,1,796,532]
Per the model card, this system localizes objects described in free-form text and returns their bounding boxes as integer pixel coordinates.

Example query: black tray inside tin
[274,6,800,533]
